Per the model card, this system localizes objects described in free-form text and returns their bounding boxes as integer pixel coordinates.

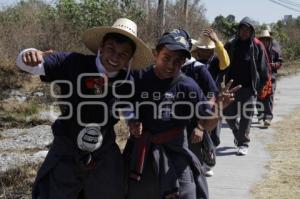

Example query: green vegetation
[0,0,209,67]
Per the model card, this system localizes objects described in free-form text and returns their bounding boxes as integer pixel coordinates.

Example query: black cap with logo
[157,29,192,59]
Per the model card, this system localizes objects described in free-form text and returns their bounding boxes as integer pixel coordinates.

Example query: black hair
[155,43,165,53]
[102,32,136,55]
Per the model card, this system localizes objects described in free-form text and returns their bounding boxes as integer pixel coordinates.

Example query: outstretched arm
[16,48,53,75]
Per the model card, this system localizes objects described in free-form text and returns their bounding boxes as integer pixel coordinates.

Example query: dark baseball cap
[157,29,191,59]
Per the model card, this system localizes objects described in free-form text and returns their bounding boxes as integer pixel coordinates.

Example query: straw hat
[191,36,215,51]
[258,30,272,39]
[82,18,153,69]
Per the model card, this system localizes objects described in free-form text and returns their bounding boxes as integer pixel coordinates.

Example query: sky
[1,0,300,24]
[202,0,300,24]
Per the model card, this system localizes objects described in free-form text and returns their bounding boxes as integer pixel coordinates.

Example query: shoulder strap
[170,73,187,88]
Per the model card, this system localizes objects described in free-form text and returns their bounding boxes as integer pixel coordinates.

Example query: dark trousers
[223,87,256,147]
[257,75,277,121]
[210,120,221,147]
[126,154,197,199]
[34,140,124,199]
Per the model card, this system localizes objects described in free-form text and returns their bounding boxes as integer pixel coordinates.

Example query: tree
[212,15,238,39]
[183,0,188,27]
[157,0,166,38]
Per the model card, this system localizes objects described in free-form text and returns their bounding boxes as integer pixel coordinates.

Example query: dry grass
[2,148,48,154]
[251,109,300,199]
[0,65,54,130]
[0,162,41,199]
[277,59,300,79]
[0,65,31,100]
[0,99,51,130]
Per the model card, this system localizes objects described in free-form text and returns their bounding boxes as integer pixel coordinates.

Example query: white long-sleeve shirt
[16,48,119,78]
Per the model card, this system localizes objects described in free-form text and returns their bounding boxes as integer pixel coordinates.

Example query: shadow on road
[216,146,237,156]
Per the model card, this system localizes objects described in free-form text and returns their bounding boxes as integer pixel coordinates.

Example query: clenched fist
[22,49,53,67]
[128,121,143,138]
[190,127,204,144]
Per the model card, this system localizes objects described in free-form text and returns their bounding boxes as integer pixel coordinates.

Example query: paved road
[207,74,300,199]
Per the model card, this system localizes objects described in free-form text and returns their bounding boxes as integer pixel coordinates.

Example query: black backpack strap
[169,73,187,88]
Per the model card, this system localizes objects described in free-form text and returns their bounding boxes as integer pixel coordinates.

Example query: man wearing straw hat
[16,18,153,199]
[181,28,230,177]
[189,28,230,148]
[257,29,283,127]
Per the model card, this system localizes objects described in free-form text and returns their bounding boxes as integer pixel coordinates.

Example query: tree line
[0,0,299,66]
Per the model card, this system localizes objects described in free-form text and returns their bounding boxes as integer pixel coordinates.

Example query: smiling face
[154,47,186,79]
[99,34,135,72]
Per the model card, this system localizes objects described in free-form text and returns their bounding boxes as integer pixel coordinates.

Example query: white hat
[259,30,272,39]
[82,18,153,69]
[191,36,215,51]
[266,25,272,32]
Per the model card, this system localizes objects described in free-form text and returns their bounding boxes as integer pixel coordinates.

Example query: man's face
[239,25,252,41]
[259,37,272,48]
[154,47,186,79]
[100,39,134,72]
[195,48,214,60]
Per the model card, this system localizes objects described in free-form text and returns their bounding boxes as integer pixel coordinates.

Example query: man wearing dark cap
[123,29,239,199]
[223,17,270,155]
[123,28,211,199]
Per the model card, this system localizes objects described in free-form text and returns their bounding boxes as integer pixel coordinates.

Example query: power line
[277,0,300,8]
[270,0,300,11]
[269,0,300,12]
[281,0,300,7]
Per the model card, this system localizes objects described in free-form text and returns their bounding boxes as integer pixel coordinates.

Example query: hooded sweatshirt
[225,17,270,95]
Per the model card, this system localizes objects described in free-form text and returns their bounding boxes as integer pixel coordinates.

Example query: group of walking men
[16,16,282,199]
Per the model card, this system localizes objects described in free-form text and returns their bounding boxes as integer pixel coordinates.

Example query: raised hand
[203,28,219,43]
[22,49,53,67]
[218,79,242,109]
